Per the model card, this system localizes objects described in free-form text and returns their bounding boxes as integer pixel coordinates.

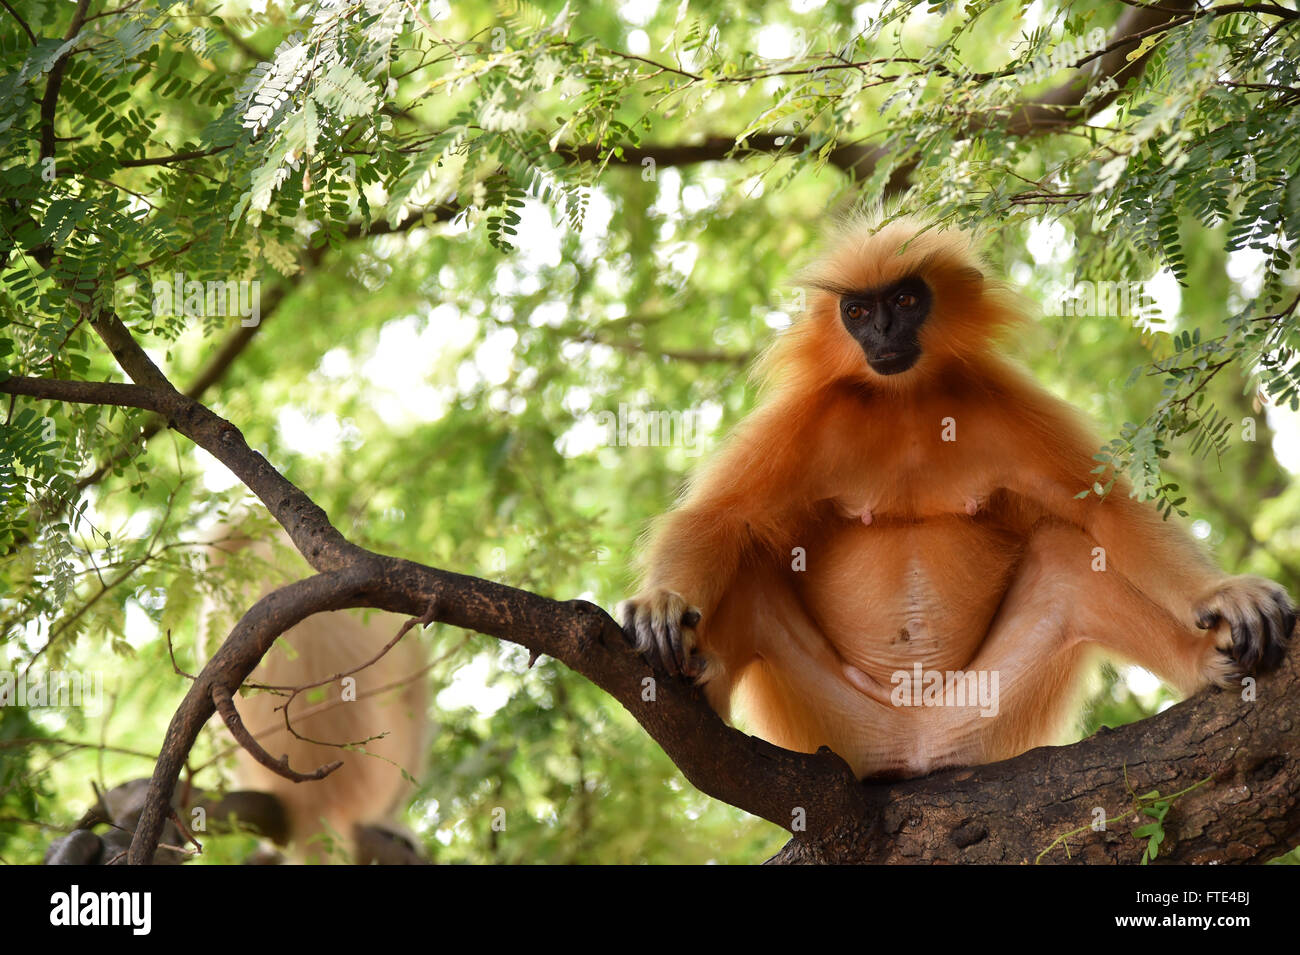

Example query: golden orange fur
[622,214,1295,780]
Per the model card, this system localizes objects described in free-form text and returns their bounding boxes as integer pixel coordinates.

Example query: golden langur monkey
[620,215,1296,780]
[205,531,428,863]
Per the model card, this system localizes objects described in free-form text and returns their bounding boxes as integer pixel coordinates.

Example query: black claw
[1257,615,1276,670]
[1262,594,1294,670]
[672,640,688,676]
[1262,630,1286,670]
[681,609,701,629]
[1236,615,1262,671]
[1228,615,1246,664]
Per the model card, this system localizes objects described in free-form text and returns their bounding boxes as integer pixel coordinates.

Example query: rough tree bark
[771,653,1300,864]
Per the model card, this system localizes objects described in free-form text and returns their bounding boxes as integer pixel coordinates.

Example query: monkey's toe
[1204,650,1244,690]
[620,590,702,679]
[1197,576,1296,678]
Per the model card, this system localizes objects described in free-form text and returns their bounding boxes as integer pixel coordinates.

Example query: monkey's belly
[797,516,1022,683]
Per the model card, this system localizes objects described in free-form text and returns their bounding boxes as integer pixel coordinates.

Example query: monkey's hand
[618,589,705,680]
[1195,575,1296,685]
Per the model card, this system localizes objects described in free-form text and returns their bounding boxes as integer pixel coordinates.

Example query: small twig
[192,631,470,775]
[211,683,342,783]
[167,806,202,854]
[273,599,439,747]
[0,0,37,44]
[166,628,196,680]
[118,144,231,168]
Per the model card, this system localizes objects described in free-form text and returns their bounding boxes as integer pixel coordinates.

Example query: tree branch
[10,352,1297,864]
[37,0,91,163]
[1,0,37,44]
[0,376,167,411]
[770,652,1300,864]
[211,682,343,783]
[1002,0,1201,136]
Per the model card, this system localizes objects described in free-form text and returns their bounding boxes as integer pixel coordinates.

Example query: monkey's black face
[839,276,932,375]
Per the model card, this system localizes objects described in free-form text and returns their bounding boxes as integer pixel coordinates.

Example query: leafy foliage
[0,0,1297,863]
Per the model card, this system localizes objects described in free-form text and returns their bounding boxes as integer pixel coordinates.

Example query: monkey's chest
[796,516,1022,681]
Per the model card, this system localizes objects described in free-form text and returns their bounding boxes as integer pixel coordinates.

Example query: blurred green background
[1,0,1297,863]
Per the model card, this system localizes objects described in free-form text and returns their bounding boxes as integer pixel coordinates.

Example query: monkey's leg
[823,519,1272,774]
[1016,473,1295,673]
[855,521,1279,771]
[704,529,1120,778]
[704,561,919,777]
[972,520,1290,696]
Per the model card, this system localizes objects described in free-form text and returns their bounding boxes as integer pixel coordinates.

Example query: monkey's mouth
[867,349,920,375]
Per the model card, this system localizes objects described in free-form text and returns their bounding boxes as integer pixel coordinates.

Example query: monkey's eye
[894,293,918,309]
[845,301,868,321]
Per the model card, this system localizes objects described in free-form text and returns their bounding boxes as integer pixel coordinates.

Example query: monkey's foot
[618,589,706,680]
[1195,575,1295,683]
[842,663,892,705]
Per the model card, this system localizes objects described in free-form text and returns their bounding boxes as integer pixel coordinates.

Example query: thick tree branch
[10,354,1297,864]
[0,376,167,411]
[1002,0,1200,135]
[12,313,860,862]
[80,309,364,570]
[770,652,1300,864]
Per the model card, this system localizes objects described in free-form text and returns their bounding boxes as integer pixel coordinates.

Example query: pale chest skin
[791,386,1034,682]
[795,517,1024,683]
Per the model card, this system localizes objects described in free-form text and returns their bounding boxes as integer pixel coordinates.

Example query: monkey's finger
[681,650,701,680]
[617,602,638,642]
[1260,592,1294,670]
[676,608,704,673]
[675,610,702,676]
[671,620,695,677]
[1195,607,1221,630]
[681,626,704,678]
[634,611,656,657]
[1270,594,1298,668]
[1230,609,1261,672]
[650,605,681,678]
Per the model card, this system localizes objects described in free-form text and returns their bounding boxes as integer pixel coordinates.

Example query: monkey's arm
[621,393,839,678]
[992,379,1294,676]
[1063,479,1291,672]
